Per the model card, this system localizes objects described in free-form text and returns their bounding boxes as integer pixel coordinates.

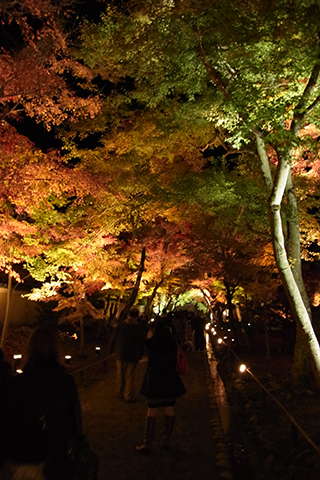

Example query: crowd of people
[0,307,207,479]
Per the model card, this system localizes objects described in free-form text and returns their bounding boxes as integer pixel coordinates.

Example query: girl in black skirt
[136,320,186,453]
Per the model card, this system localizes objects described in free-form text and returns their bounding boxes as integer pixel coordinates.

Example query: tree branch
[198,36,231,100]
[292,43,320,133]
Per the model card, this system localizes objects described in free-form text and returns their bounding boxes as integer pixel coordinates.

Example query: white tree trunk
[256,135,320,386]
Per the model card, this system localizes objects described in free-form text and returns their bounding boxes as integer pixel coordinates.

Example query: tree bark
[261,141,320,387]
[256,133,320,385]
[285,170,314,383]
[119,247,146,322]
[145,278,163,317]
[0,270,12,350]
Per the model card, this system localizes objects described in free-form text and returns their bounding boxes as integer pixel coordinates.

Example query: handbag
[176,342,188,375]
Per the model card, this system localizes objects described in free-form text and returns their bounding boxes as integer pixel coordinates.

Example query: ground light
[65,355,72,364]
[13,354,22,370]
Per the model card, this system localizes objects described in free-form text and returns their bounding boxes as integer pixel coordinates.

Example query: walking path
[77,350,234,480]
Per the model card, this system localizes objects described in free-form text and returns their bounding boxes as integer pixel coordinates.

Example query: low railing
[209,334,320,458]
[70,354,114,385]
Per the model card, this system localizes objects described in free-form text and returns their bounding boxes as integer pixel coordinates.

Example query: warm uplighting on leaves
[24,281,62,301]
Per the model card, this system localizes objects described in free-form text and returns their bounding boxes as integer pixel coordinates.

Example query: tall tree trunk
[257,135,320,387]
[285,170,313,384]
[145,278,163,317]
[119,247,146,322]
[0,270,12,350]
[199,287,215,319]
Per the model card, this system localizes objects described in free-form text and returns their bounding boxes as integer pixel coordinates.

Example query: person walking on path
[136,320,186,454]
[108,307,146,403]
[191,313,206,351]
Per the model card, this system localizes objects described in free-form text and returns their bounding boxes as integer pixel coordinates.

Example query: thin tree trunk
[145,278,163,317]
[119,247,146,322]
[0,270,12,350]
[115,292,123,320]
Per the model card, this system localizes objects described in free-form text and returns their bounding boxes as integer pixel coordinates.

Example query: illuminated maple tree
[76,0,320,387]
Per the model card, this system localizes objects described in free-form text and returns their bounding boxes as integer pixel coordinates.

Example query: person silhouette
[136,320,186,453]
[108,307,146,402]
[1,324,83,480]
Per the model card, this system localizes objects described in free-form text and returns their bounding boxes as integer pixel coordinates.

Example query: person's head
[25,324,60,369]
[153,320,172,343]
[128,307,140,319]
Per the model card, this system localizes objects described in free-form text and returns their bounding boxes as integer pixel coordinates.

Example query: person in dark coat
[191,313,206,351]
[136,320,186,453]
[1,324,83,480]
[108,307,146,402]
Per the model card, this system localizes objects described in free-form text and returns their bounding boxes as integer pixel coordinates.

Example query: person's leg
[123,362,138,402]
[161,406,176,450]
[164,406,175,416]
[136,407,159,453]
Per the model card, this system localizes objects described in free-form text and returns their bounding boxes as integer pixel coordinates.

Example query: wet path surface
[77,351,234,480]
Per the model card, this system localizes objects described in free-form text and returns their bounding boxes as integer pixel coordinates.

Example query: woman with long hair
[2,324,83,480]
[136,319,186,453]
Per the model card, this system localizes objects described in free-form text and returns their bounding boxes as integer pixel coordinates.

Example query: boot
[136,416,156,453]
[160,415,176,450]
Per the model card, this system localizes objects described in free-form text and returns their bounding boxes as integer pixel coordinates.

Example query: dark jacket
[2,358,82,475]
[109,321,146,363]
[140,323,186,399]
